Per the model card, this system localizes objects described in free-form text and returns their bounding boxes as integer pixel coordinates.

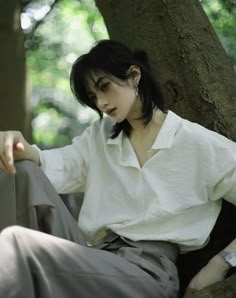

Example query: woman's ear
[128,65,141,85]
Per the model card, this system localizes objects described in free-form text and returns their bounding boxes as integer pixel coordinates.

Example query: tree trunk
[95,0,236,297]
[0,0,31,141]
[95,0,236,139]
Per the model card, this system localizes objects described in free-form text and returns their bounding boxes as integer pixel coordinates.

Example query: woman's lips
[106,108,117,116]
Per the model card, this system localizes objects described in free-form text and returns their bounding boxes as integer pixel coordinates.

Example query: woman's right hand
[0,131,29,174]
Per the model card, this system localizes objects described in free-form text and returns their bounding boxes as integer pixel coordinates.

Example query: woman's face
[86,69,141,123]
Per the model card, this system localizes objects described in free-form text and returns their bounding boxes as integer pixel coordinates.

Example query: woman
[0,40,235,298]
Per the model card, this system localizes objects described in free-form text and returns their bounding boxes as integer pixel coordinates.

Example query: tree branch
[23,0,61,44]
[31,0,60,35]
[21,0,33,10]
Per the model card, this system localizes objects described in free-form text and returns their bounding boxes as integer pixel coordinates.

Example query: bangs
[70,40,131,113]
[70,54,103,118]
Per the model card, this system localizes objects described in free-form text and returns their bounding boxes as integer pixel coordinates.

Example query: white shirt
[38,111,236,252]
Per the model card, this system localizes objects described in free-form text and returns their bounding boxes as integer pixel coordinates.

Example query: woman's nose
[96,96,108,109]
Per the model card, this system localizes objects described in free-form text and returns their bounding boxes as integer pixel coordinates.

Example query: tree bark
[0,0,31,140]
[95,0,236,139]
[95,0,236,297]
[191,274,236,298]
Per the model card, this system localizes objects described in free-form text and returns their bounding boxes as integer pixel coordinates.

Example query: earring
[135,84,139,97]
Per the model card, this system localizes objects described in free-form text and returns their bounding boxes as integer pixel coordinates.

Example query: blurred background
[21,0,108,149]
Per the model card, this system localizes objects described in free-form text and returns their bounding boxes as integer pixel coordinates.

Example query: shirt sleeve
[205,130,236,205]
[35,124,94,194]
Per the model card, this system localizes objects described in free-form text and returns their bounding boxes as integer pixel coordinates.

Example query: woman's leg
[0,160,86,245]
[0,226,171,298]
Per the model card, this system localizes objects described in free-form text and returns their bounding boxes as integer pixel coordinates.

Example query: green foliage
[201,0,236,66]
[22,0,108,148]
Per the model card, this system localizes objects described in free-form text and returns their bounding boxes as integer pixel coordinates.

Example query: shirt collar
[106,110,181,149]
[152,110,181,149]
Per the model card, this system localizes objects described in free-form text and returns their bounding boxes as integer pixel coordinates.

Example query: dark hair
[70,39,165,138]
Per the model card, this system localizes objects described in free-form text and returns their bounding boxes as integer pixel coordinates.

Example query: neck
[127,109,166,137]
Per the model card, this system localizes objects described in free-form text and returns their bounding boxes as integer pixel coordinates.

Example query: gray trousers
[0,161,179,298]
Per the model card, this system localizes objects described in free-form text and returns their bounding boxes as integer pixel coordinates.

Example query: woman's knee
[0,226,42,251]
[1,225,28,240]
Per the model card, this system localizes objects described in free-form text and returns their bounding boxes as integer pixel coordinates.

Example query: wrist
[14,143,40,166]
[28,145,41,166]
[209,254,230,276]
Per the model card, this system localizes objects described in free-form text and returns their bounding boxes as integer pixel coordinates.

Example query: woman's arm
[184,239,236,297]
[0,131,40,174]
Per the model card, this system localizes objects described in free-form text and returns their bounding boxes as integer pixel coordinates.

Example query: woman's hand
[0,131,39,174]
[183,255,229,297]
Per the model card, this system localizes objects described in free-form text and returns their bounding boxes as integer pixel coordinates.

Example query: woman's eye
[100,82,110,91]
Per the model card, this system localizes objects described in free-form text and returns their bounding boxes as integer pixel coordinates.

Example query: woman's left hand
[183,255,229,297]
